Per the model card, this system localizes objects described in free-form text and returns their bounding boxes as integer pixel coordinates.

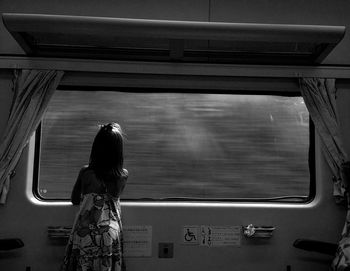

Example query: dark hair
[89,123,125,181]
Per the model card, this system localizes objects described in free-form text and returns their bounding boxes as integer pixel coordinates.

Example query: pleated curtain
[0,69,64,204]
[299,78,350,270]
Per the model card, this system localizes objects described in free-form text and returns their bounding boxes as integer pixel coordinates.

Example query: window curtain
[0,69,64,204]
[299,78,350,270]
[299,78,348,201]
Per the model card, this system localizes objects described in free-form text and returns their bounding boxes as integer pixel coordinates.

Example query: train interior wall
[0,79,348,270]
[0,0,350,271]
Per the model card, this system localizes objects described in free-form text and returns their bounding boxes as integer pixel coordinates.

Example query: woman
[61,123,128,271]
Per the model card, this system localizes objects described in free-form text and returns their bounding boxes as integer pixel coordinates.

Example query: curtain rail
[1,56,350,79]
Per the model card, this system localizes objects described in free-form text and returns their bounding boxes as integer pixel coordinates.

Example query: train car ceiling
[1,13,346,65]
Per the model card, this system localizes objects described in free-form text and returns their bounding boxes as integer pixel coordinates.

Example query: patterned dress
[61,193,125,271]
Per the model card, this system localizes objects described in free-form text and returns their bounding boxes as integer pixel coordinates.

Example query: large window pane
[37,90,310,200]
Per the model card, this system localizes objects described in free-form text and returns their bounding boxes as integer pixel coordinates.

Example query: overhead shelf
[2,13,346,64]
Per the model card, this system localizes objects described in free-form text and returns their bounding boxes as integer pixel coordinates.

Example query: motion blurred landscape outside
[38,91,310,200]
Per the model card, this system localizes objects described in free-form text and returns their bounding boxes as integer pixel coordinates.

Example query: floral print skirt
[61,193,125,271]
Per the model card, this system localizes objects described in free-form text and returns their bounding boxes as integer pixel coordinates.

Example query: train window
[34,90,312,202]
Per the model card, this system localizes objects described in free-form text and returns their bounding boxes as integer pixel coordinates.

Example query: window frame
[32,87,316,204]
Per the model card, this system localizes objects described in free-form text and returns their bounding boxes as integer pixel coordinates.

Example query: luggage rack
[2,13,346,65]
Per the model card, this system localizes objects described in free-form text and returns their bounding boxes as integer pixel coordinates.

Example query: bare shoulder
[79,166,99,188]
[79,165,90,175]
[75,165,90,183]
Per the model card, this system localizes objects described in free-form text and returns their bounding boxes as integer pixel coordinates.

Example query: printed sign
[200,225,241,247]
[123,225,152,257]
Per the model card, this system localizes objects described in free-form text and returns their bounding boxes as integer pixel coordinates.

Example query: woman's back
[71,166,128,205]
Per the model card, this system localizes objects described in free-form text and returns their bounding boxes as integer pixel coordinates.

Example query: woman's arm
[71,168,85,205]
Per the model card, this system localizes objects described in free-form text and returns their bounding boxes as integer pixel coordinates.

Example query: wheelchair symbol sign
[183,226,199,245]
